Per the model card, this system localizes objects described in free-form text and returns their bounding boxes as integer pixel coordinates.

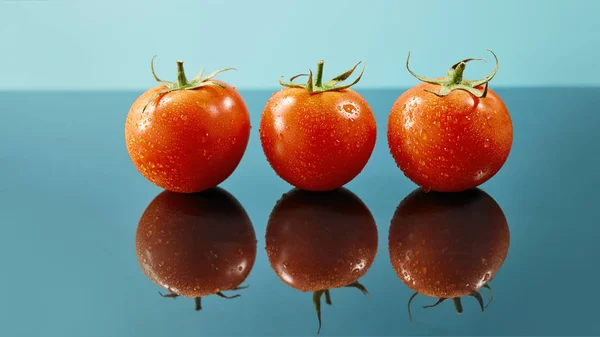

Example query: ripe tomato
[388,51,512,192]
[125,58,250,193]
[388,188,510,318]
[136,188,257,310]
[260,61,377,191]
[265,188,378,333]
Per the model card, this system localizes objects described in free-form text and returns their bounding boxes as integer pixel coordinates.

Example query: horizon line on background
[1,85,599,93]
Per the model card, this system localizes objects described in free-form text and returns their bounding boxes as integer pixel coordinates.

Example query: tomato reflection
[135,188,257,310]
[266,188,378,334]
[388,188,510,320]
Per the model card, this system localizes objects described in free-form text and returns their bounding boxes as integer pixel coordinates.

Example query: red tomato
[265,188,378,333]
[260,61,377,191]
[388,188,510,318]
[136,188,256,310]
[388,51,512,192]
[125,58,250,193]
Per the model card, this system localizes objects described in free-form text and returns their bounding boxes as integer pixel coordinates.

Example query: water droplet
[180,114,187,120]
[277,133,283,140]
[419,129,428,140]
[159,261,165,267]
[484,139,490,148]
[352,268,360,274]
[422,186,431,193]
[419,159,426,166]
[238,266,243,271]
[481,258,488,264]
[282,262,288,269]
[232,137,237,144]
[343,104,357,114]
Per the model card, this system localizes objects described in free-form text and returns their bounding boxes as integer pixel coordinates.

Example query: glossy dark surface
[1,88,599,336]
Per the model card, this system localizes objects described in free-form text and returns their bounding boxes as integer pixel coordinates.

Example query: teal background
[1,0,599,90]
[2,1,600,336]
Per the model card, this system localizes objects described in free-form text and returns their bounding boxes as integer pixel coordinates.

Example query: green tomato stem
[176,60,188,86]
[315,60,325,88]
[450,62,466,84]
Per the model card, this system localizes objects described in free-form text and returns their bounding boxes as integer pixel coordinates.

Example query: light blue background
[1,0,599,90]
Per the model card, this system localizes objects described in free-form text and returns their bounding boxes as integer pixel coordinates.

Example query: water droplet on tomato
[422,186,431,193]
[232,137,237,144]
[343,104,357,114]
[180,114,187,120]
[282,262,288,269]
[484,139,490,148]
[238,266,243,271]
[419,129,428,140]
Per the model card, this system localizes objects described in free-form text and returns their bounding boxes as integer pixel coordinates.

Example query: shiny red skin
[389,188,510,298]
[265,188,378,292]
[125,80,251,193]
[388,83,513,192]
[260,88,377,191]
[136,188,257,298]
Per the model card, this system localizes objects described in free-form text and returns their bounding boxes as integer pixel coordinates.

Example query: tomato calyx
[142,56,235,113]
[407,284,494,322]
[312,281,368,334]
[279,60,365,94]
[158,284,248,311]
[406,50,499,98]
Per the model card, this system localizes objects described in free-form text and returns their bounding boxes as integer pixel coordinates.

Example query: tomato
[265,188,378,333]
[388,188,510,319]
[136,187,257,310]
[260,61,377,191]
[388,51,512,192]
[125,58,250,193]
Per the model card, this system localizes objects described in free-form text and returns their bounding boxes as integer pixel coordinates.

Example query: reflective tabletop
[1,88,598,336]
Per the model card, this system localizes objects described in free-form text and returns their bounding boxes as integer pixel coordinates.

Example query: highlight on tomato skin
[259,60,377,191]
[265,188,378,334]
[135,187,257,311]
[125,58,251,193]
[388,188,510,320]
[387,50,513,192]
